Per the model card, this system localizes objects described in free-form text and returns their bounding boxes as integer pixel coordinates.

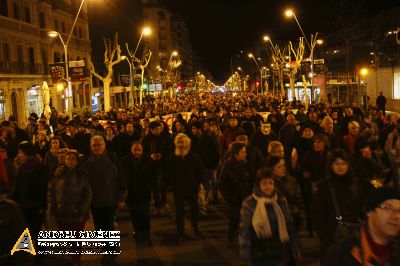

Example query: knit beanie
[366,186,400,213]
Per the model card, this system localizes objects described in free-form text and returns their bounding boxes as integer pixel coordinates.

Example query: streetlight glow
[263,35,270,42]
[285,9,294,17]
[143,27,152,36]
[360,68,368,76]
[248,53,253,58]
[317,39,324,45]
[172,51,178,56]
[48,31,59,38]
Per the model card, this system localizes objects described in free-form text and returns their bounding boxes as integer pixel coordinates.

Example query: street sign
[49,63,65,83]
[69,60,85,67]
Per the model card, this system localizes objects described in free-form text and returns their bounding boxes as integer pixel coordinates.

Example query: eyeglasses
[378,204,400,215]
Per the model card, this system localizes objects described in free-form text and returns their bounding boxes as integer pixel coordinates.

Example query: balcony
[0,61,46,75]
[0,15,39,35]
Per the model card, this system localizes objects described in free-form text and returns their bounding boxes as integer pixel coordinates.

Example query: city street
[34,194,321,266]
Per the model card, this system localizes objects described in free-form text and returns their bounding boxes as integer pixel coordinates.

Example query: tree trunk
[103,77,112,111]
[279,70,285,94]
[290,75,295,101]
[302,75,309,110]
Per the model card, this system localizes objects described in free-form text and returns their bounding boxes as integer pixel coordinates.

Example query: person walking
[165,133,204,245]
[220,141,252,243]
[81,135,126,265]
[50,149,92,266]
[239,168,301,266]
[121,141,153,245]
[376,91,387,116]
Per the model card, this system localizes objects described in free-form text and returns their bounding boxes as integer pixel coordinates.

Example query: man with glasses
[325,187,400,265]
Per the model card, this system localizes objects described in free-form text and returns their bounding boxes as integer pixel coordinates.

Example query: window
[13,2,19,20]
[0,0,8,17]
[39,12,45,28]
[54,19,59,31]
[78,27,83,38]
[28,47,35,64]
[73,27,77,36]
[394,72,400,99]
[61,21,66,33]
[16,45,24,71]
[24,6,30,23]
[2,43,10,62]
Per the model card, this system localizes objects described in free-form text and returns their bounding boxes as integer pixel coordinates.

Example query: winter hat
[366,187,400,213]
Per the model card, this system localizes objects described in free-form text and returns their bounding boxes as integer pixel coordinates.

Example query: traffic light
[56,78,68,91]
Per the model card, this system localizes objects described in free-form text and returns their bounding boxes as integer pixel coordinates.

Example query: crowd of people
[0,91,399,266]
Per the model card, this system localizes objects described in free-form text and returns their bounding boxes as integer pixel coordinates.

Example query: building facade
[0,0,91,126]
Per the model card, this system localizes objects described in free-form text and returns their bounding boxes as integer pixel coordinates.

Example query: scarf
[252,193,290,243]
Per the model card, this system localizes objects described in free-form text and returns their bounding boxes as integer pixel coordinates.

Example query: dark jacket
[121,155,153,205]
[72,131,91,155]
[312,172,368,250]
[219,157,252,218]
[239,189,300,261]
[250,131,275,158]
[50,166,92,223]
[81,152,126,208]
[191,134,220,170]
[300,149,329,183]
[165,151,204,196]
[12,156,49,209]
[116,132,141,158]
[324,224,400,266]
[0,197,26,257]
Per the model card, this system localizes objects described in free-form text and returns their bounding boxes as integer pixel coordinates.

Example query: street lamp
[263,35,277,53]
[284,8,311,49]
[133,26,152,58]
[248,53,264,94]
[48,0,89,117]
[360,68,368,111]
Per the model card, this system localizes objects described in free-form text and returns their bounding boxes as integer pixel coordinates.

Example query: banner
[49,63,65,83]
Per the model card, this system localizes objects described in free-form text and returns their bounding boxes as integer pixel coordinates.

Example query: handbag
[328,184,360,241]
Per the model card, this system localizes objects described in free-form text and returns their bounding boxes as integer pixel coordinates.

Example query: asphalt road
[31,193,321,266]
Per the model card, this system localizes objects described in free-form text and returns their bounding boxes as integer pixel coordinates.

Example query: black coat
[72,131,91,155]
[116,132,141,158]
[165,151,204,196]
[219,157,252,218]
[12,157,49,209]
[312,173,367,248]
[191,134,219,170]
[121,155,153,205]
[250,131,275,158]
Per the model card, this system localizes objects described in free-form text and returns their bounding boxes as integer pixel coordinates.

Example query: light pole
[360,68,368,111]
[125,27,151,106]
[248,53,262,94]
[48,0,90,117]
[285,8,323,104]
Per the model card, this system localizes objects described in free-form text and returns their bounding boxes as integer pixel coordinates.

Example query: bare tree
[90,33,123,111]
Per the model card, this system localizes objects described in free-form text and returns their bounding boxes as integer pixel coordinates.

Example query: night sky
[89,0,399,83]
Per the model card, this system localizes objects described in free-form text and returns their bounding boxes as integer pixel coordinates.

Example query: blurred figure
[50,150,92,266]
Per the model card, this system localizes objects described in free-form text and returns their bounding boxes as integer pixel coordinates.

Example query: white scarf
[252,193,290,243]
